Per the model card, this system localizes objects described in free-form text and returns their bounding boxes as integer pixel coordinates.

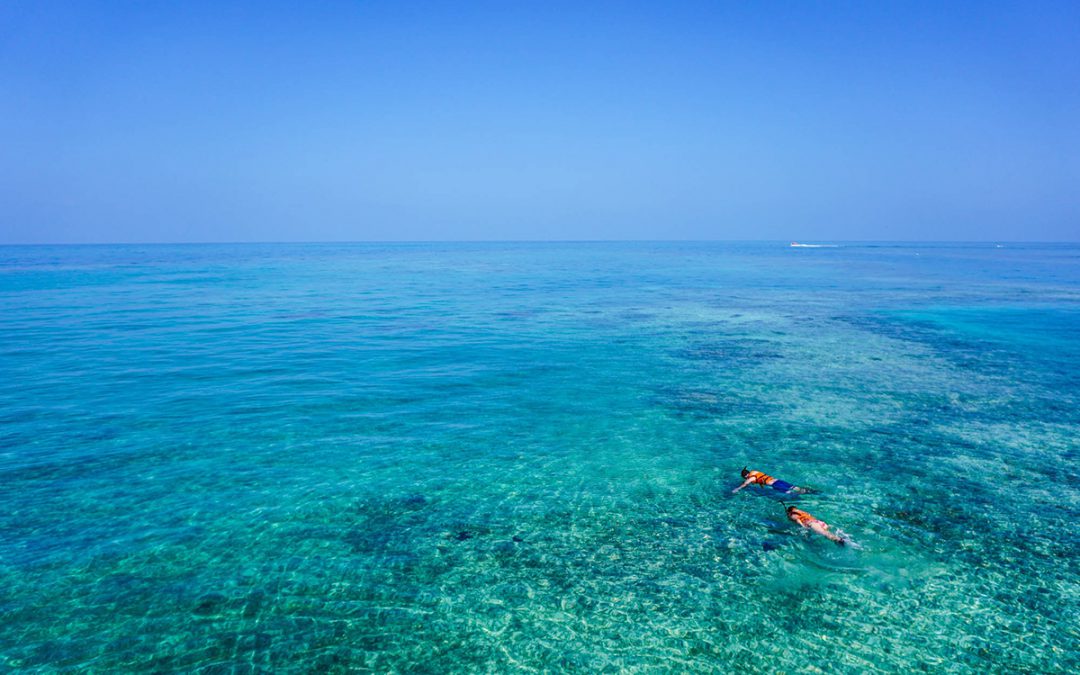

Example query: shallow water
[1,242,1077,672]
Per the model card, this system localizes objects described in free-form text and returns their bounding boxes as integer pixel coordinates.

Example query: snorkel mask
[740,466,750,478]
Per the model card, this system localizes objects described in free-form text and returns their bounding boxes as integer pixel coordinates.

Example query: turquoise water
[1,242,1078,672]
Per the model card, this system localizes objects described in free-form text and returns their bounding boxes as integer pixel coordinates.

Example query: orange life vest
[747,470,773,486]
[788,508,818,527]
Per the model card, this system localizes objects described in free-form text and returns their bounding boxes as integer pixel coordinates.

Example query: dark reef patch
[671,337,783,367]
[652,385,781,419]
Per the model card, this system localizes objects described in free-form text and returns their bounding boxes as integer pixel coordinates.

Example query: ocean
[1,242,1077,672]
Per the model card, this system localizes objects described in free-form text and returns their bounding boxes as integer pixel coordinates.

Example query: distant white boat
[790,242,838,248]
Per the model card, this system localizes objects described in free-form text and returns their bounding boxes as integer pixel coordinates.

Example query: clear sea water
[1,242,1077,673]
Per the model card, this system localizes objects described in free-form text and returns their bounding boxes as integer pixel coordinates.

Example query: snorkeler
[731,467,809,495]
[784,504,847,546]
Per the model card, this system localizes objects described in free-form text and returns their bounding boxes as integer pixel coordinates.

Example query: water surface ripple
[1,242,1078,672]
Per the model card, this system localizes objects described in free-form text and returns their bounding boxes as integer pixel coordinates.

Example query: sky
[1,1,1078,243]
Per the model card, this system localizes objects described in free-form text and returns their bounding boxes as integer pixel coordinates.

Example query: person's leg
[811,522,845,545]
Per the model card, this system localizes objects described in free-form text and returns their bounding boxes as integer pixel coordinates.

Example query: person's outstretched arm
[731,478,754,494]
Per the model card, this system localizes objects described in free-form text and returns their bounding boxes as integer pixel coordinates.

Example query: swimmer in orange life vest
[785,504,847,546]
[731,467,809,495]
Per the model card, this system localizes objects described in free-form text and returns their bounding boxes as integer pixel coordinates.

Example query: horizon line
[2,239,1078,247]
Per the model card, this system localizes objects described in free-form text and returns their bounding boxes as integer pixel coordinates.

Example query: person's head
[740,466,750,478]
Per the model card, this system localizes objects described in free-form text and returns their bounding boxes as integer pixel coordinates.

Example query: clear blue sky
[2,1,1078,243]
